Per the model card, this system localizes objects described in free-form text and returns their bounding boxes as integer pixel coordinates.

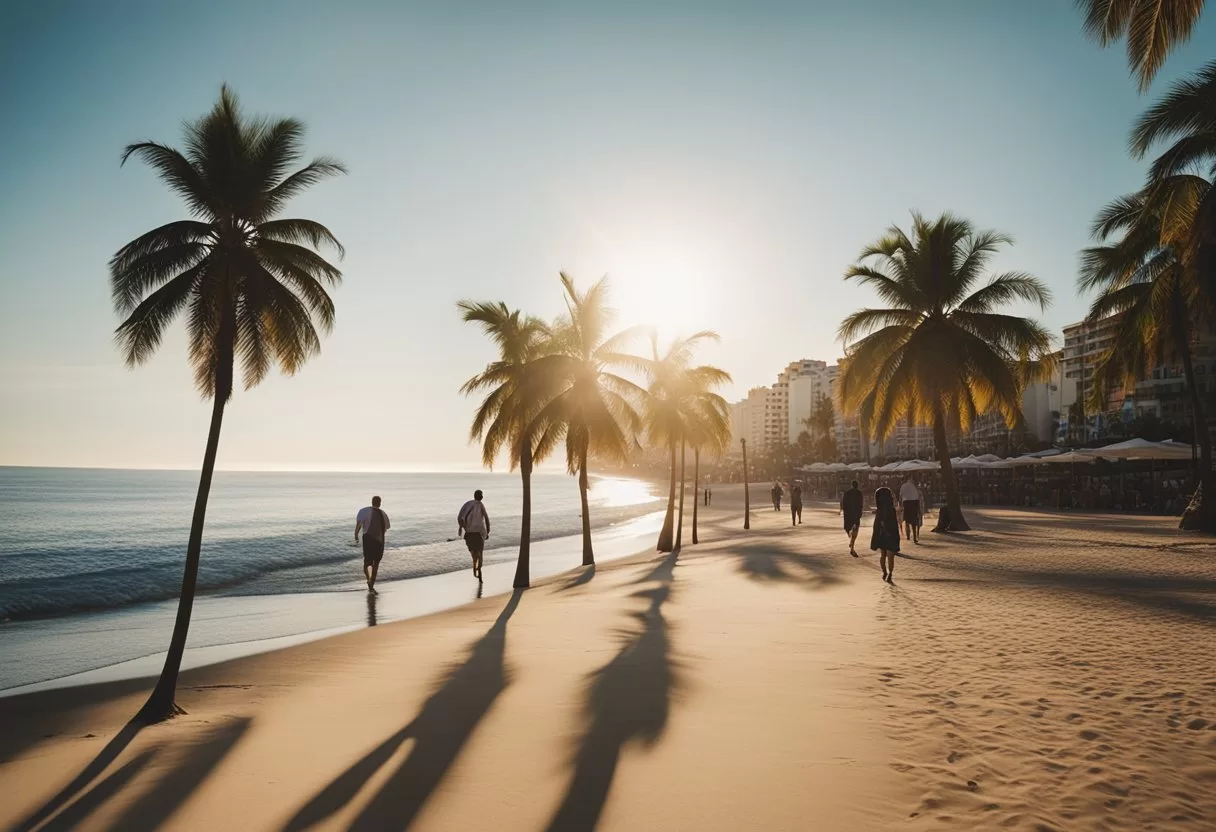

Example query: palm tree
[1131,61,1216,299]
[641,332,725,552]
[111,86,344,722]
[525,274,643,565]
[1077,0,1206,91]
[687,381,732,545]
[810,396,836,460]
[1080,177,1216,528]
[838,213,1055,532]
[458,301,555,587]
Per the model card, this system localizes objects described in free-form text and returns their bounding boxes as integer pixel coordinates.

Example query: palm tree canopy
[639,331,729,449]
[523,274,646,473]
[1079,177,1212,405]
[1131,59,1216,175]
[458,301,552,469]
[1078,0,1206,92]
[838,213,1055,439]
[111,85,345,400]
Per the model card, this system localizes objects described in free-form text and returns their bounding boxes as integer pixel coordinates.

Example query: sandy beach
[2,484,1214,830]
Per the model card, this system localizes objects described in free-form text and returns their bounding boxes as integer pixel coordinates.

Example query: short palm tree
[111,86,345,721]
[1078,0,1206,91]
[525,274,643,565]
[838,213,1054,532]
[1081,177,1216,528]
[458,301,555,587]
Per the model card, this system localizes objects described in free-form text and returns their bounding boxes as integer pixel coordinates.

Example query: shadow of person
[545,557,681,832]
[367,592,378,628]
[282,590,523,832]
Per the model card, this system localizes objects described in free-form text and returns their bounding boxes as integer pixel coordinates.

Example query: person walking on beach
[355,496,390,591]
[458,489,491,582]
[840,480,863,557]
[899,477,922,544]
[790,482,803,526]
[771,481,783,512]
[704,486,712,506]
[872,486,900,582]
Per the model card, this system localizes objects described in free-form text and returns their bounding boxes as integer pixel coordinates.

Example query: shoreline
[0,510,664,695]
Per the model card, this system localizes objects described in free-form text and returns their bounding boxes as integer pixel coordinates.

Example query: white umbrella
[805,462,830,472]
[896,459,940,472]
[827,462,854,473]
[1087,438,1194,460]
[975,453,1003,463]
[848,461,872,471]
[981,459,1015,469]
[1006,454,1050,466]
[951,455,985,469]
[1042,451,1097,464]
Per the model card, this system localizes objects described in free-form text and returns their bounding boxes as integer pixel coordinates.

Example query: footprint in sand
[1079,729,1101,740]
[1188,718,1208,730]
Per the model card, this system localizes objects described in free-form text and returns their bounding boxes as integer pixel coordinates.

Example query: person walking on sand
[840,480,864,557]
[872,486,900,582]
[772,481,783,512]
[790,481,803,526]
[355,496,390,591]
[704,485,712,506]
[458,489,491,582]
[899,477,922,544]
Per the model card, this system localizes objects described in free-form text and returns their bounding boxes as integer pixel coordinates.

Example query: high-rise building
[1061,318,1124,440]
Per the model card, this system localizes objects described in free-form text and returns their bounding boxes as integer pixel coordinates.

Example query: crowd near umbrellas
[797,439,1195,475]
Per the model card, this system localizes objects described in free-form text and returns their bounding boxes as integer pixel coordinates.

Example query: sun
[601,234,723,342]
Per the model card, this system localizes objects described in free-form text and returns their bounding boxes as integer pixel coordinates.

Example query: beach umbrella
[981,459,1015,469]
[951,455,985,469]
[1087,438,1194,460]
[896,459,940,472]
[848,461,872,471]
[1042,451,1097,464]
[1006,454,1050,466]
[975,453,1003,463]
[827,462,853,473]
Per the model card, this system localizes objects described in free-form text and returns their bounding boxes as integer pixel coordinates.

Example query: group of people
[353,490,491,591]
[838,478,927,583]
[770,480,804,526]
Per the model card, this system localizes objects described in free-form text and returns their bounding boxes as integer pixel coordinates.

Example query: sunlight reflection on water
[588,476,662,508]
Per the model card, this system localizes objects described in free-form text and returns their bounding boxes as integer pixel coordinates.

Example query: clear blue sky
[2,1,1214,470]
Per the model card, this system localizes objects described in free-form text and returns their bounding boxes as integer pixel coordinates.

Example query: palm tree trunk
[657,440,677,552]
[136,387,227,722]
[579,444,594,566]
[741,439,751,530]
[692,448,700,545]
[931,403,970,532]
[513,437,533,588]
[675,440,687,548]
[1172,313,1215,532]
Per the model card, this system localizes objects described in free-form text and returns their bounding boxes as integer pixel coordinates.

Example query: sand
[1,485,1214,830]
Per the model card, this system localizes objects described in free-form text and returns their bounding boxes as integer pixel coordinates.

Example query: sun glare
[602,233,724,342]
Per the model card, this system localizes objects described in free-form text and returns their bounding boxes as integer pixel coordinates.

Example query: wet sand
[1,486,1213,830]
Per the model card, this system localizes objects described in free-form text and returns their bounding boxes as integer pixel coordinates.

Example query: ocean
[0,467,663,691]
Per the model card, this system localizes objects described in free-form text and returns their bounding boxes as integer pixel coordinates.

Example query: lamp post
[741,438,751,530]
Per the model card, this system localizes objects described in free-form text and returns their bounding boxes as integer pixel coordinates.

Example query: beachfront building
[1132,331,1216,431]
[1061,317,1124,440]
[785,359,832,444]
[730,387,768,453]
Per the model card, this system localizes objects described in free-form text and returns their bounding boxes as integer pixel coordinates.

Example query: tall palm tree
[811,396,836,460]
[1080,177,1216,528]
[675,368,730,549]
[641,332,725,552]
[838,213,1055,532]
[111,86,344,722]
[525,274,643,565]
[687,381,732,545]
[1132,60,1216,297]
[458,301,555,587]
[1077,0,1206,91]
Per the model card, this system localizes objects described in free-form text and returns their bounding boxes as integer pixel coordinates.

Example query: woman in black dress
[871,486,900,582]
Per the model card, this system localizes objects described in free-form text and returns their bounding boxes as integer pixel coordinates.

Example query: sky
[2,0,1215,471]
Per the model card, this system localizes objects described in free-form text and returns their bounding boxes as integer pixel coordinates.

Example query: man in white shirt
[458,489,491,582]
[355,496,390,590]
[899,479,921,544]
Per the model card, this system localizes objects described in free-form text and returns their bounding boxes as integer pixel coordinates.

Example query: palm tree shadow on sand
[281,590,522,832]
[10,717,251,832]
[544,550,683,832]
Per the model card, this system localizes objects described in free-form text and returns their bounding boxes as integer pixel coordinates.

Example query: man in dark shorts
[458,489,491,582]
[790,482,803,526]
[355,495,390,590]
[840,480,863,557]
[899,478,922,544]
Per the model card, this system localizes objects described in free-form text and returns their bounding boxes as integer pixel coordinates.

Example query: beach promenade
[2,486,1214,830]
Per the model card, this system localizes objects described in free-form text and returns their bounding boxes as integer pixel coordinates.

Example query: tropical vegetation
[111,86,345,721]
[1077,0,1206,91]
[837,212,1055,532]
